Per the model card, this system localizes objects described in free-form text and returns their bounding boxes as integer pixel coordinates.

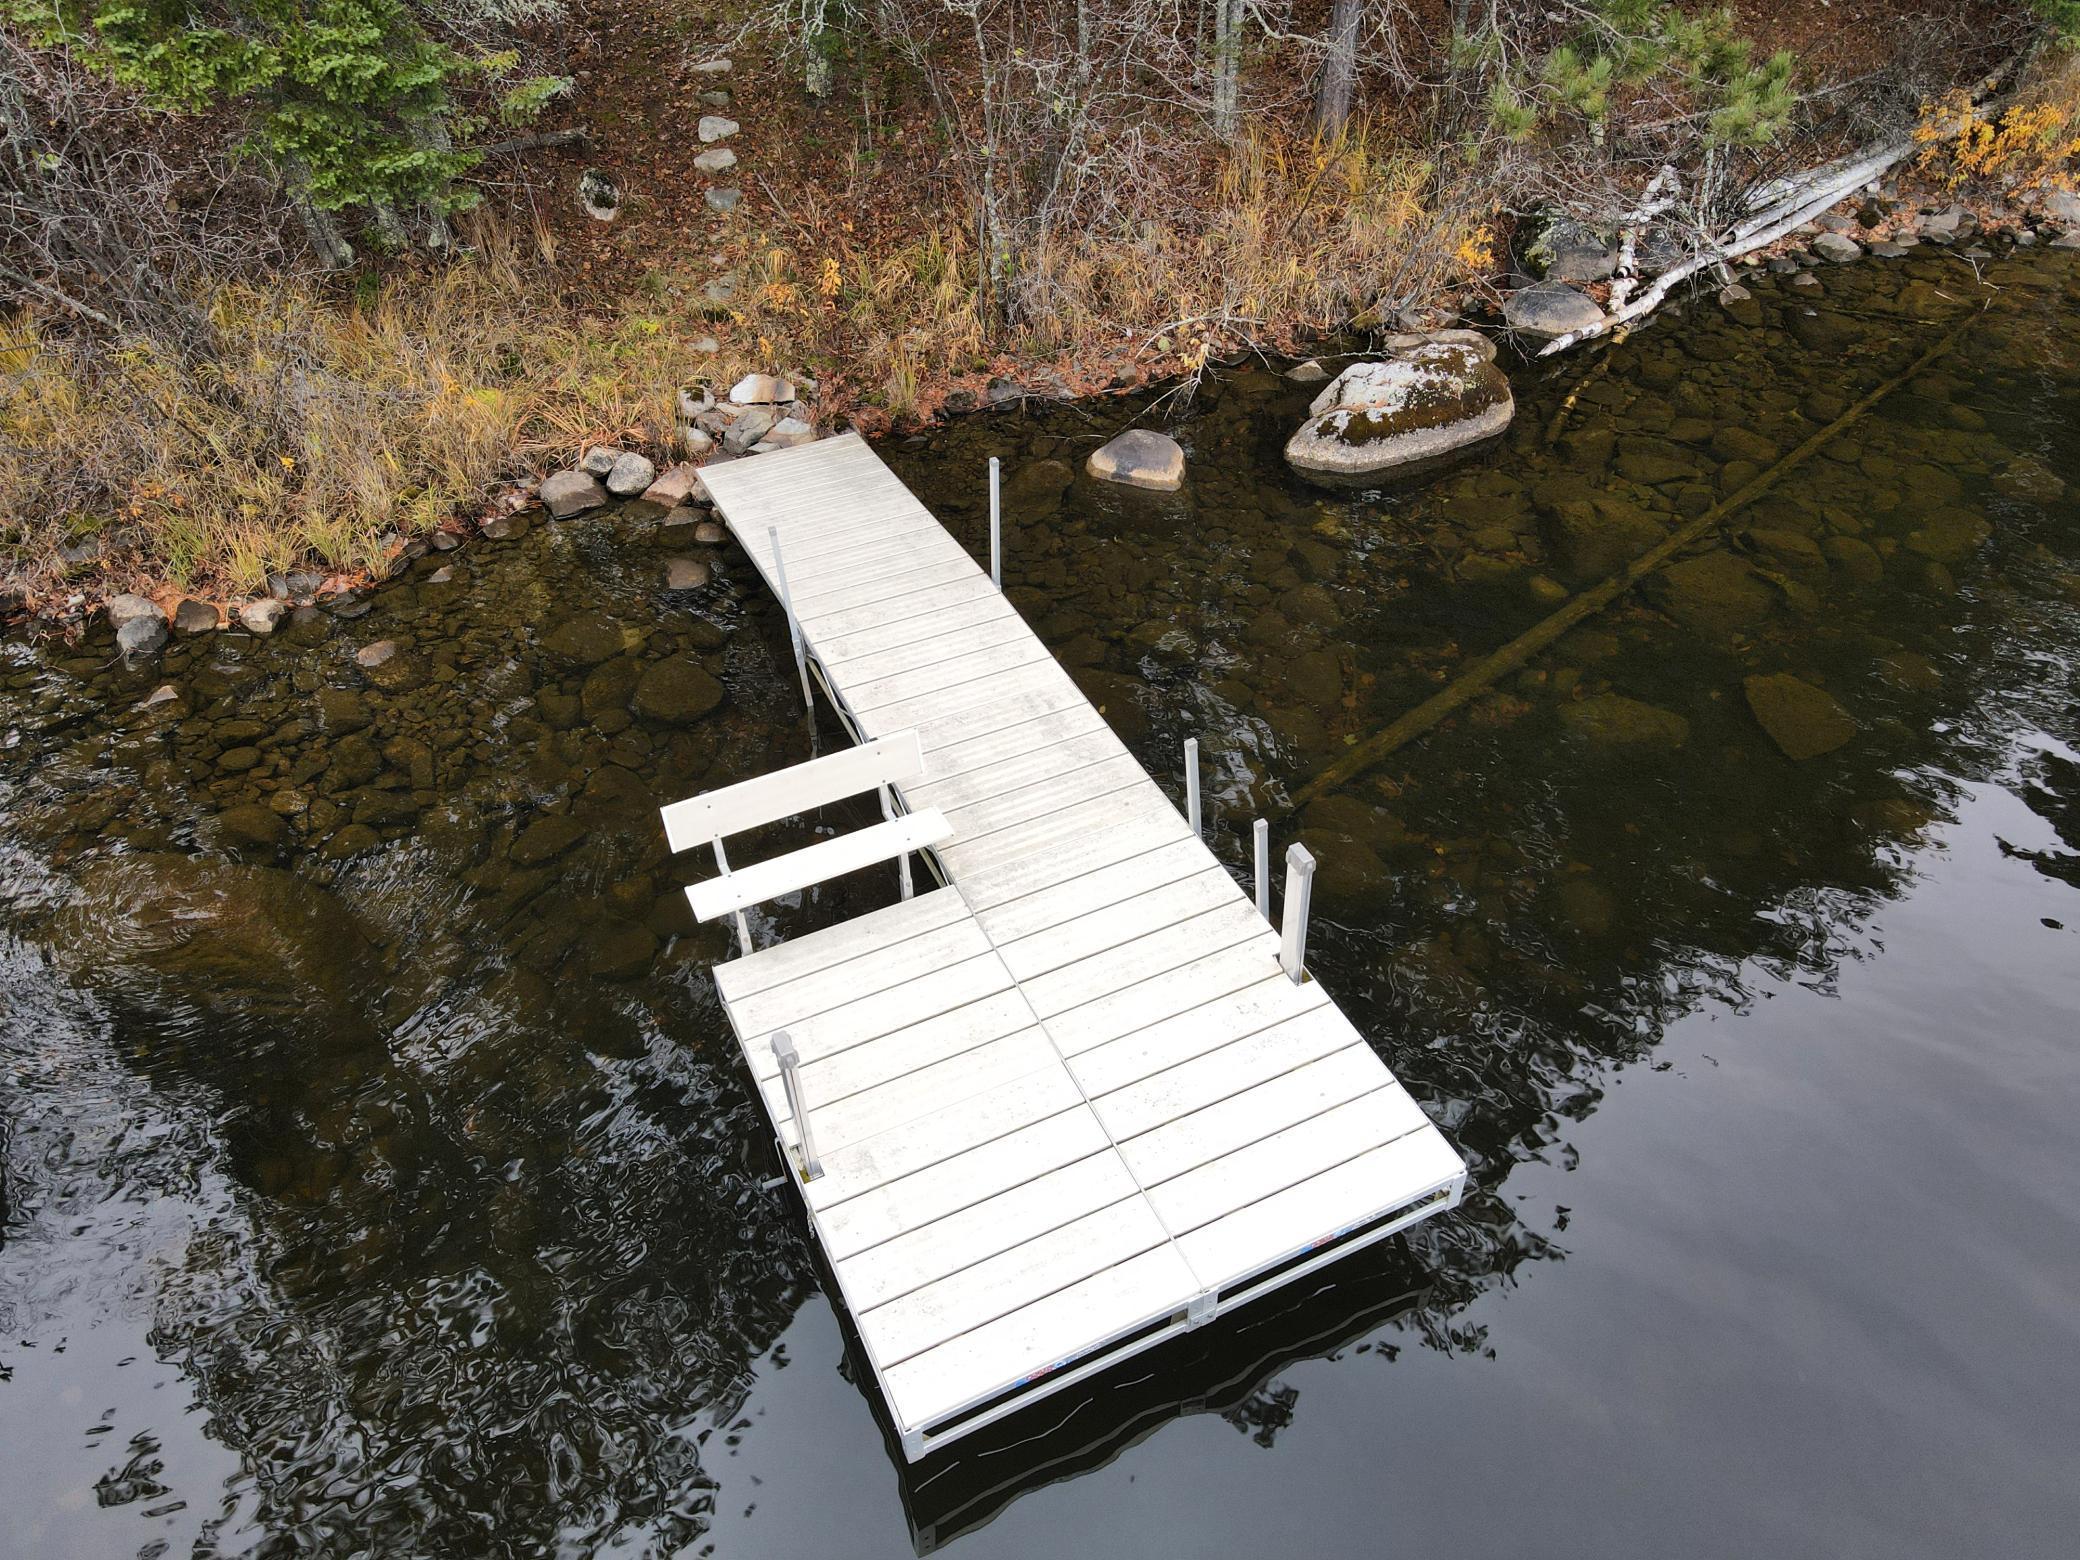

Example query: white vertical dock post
[1279,843,1316,982]
[1253,819,1271,921]
[988,456,1002,589]
[772,1032,822,1180]
[1184,737,1201,838]
[880,781,914,900]
[768,525,814,712]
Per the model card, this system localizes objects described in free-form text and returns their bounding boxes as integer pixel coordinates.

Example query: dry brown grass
[1,231,691,601]
[2,126,1490,604]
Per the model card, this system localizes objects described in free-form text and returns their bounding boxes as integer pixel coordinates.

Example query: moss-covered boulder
[1284,334,1513,489]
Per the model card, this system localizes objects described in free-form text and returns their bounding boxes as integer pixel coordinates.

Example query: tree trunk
[1317,0,1361,136]
[804,0,834,98]
[1211,0,1245,139]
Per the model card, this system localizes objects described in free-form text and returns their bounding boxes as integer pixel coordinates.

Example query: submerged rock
[1283,335,1512,489]
[1557,692,1690,751]
[1744,673,1855,760]
[1645,552,1774,636]
[541,612,626,668]
[48,854,380,1038]
[664,557,710,591]
[633,659,724,723]
[1087,429,1185,492]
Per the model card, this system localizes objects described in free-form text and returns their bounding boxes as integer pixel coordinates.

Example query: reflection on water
[4,245,2080,1556]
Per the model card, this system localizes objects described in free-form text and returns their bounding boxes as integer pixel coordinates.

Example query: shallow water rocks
[315,687,371,733]
[542,612,625,668]
[239,598,287,635]
[1558,692,1689,752]
[1547,496,1663,584]
[605,451,657,497]
[633,659,724,723]
[481,511,530,541]
[48,855,379,1029]
[354,638,421,690]
[116,613,168,658]
[174,598,219,634]
[218,803,288,853]
[1744,673,1855,760]
[1085,429,1184,492]
[1284,335,1513,489]
[664,557,710,591]
[511,813,588,866]
[541,470,608,518]
[1812,232,1864,264]
[1645,552,1774,636]
[586,918,658,980]
[1504,279,1603,342]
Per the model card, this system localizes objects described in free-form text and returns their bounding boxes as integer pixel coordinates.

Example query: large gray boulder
[605,451,657,497]
[1504,279,1603,342]
[1283,333,1513,488]
[105,594,159,632]
[1087,429,1185,492]
[541,469,608,518]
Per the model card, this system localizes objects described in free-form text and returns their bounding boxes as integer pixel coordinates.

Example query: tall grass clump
[1,238,686,600]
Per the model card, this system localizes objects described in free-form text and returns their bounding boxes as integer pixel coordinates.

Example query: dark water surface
[5,246,2080,1558]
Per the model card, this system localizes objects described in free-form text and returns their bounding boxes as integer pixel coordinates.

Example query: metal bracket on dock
[1186,1291,1218,1328]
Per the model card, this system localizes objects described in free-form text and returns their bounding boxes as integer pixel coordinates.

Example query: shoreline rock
[1284,333,1514,488]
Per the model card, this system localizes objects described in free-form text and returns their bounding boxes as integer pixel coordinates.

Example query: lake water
[4,244,2078,1557]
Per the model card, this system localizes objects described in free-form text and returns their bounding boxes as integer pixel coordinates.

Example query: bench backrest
[660,729,927,853]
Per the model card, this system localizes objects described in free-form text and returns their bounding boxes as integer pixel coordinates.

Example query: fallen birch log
[1535,56,2023,358]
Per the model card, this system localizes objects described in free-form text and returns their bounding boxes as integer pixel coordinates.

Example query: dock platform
[675,433,1465,1459]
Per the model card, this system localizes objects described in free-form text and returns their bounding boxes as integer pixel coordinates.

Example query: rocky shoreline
[9,179,2079,656]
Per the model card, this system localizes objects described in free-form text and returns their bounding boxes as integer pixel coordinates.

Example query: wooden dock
[667,433,1465,1460]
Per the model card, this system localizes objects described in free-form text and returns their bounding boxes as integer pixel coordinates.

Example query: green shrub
[5,0,564,224]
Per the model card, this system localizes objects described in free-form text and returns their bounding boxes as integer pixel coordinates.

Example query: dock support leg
[1279,843,1316,983]
[988,456,1002,589]
[1184,737,1201,839]
[1253,818,1270,922]
[773,1032,823,1180]
[880,782,914,900]
[768,525,815,713]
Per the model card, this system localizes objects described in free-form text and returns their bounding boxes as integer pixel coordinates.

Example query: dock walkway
[684,433,1464,1459]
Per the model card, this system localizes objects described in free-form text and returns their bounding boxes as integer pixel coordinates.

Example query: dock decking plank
[691,432,1465,1459]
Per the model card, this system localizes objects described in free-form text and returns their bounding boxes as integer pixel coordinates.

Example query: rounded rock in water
[1284,334,1514,490]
